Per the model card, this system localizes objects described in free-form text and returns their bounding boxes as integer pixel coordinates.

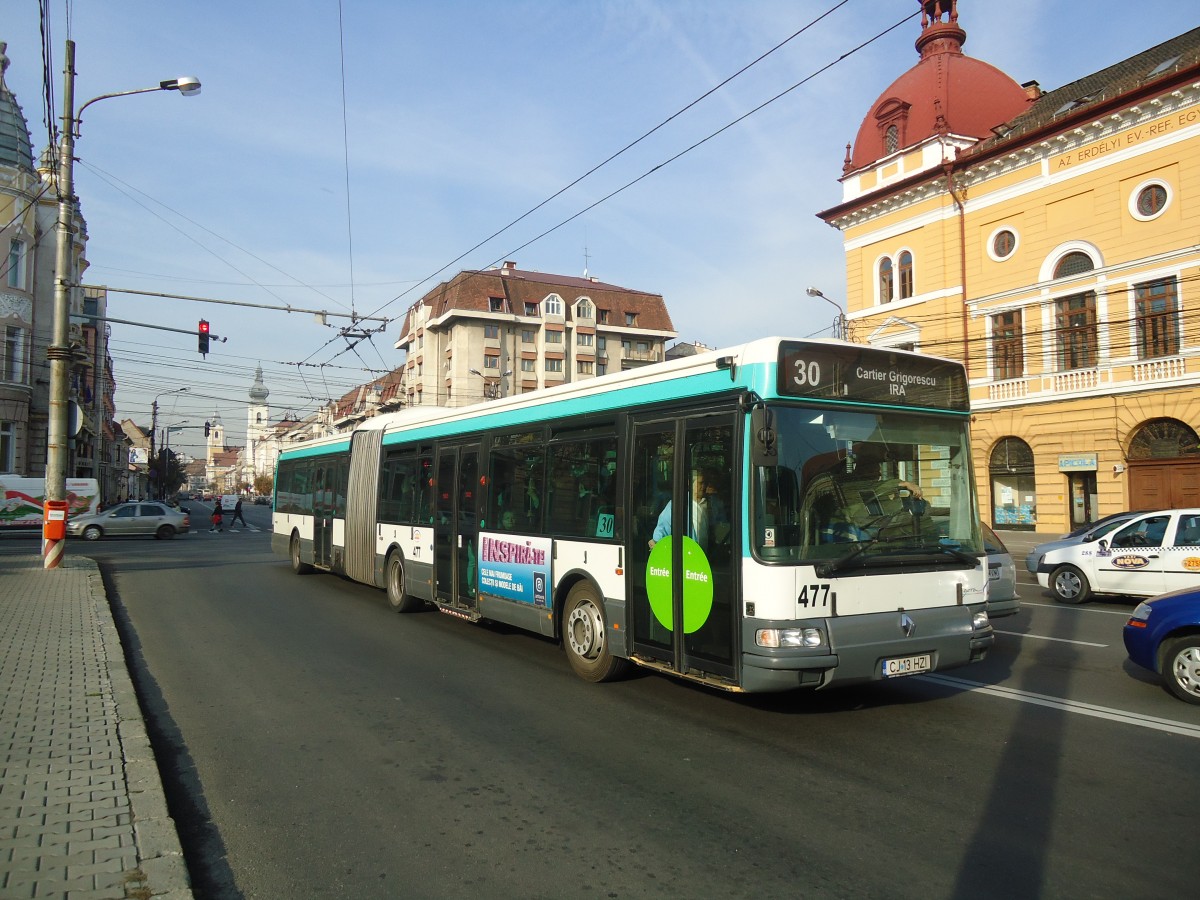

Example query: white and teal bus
[272,337,993,693]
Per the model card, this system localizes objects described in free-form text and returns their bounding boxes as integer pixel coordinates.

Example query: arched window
[878,257,894,304]
[1053,252,1094,279]
[543,294,563,317]
[885,125,899,154]
[1128,418,1200,460]
[897,251,913,299]
[575,298,593,319]
[989,437,1037,529]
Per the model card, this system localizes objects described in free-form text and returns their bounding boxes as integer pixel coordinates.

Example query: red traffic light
[198,319,210,355]
[199,319,210,334]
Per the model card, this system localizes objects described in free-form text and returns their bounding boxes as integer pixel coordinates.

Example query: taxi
[1035,509,1200,603]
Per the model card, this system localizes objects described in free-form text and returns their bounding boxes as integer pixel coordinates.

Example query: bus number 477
[798,583,833,609]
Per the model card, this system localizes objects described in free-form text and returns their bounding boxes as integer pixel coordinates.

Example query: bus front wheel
[562,582,629,683]
[290,534,312,575]
[386,551,422,613]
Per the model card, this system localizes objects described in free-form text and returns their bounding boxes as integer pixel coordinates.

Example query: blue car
[1123,587,1200,705]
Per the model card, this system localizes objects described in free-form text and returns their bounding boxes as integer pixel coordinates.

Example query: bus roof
[278,337,967,459]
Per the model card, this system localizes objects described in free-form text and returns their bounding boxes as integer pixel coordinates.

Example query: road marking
[1021,600,1134,616]
[994,629,1108,647]
[920,673,1200,739]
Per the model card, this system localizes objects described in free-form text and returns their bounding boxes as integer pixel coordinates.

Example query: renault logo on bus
[899,613,916,637]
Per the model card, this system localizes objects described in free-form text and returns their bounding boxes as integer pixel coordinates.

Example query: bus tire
[1050,564,1090,604]
[562,581,629,683]
[385,551,422,613]
[290,533,312,575]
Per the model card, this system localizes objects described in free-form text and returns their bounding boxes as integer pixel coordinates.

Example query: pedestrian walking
[210,501,224,533]
[230,497,247,531]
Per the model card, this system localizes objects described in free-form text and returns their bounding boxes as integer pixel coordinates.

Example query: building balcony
[977,355,1193,408]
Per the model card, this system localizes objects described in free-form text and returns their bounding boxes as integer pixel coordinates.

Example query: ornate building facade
[0,43,124,499]
[819,3,1200,531]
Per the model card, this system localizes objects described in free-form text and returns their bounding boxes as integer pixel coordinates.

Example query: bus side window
[548,435,618,539]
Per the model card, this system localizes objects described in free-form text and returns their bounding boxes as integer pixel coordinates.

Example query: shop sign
[1058,453,1098,472]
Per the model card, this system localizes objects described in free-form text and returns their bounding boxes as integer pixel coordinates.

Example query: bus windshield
[751,404,981,564]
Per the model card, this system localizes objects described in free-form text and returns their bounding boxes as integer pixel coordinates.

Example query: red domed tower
[845,0,1030,176]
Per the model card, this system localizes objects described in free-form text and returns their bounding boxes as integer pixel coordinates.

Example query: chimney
[1022,80,1042,101]
[502,260,517,273]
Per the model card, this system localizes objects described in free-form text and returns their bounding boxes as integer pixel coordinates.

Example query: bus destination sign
[777,343,968,411]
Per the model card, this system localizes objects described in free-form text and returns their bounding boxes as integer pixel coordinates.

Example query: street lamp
[469,368,512,400]
[150,388,189,502]
[44,39,201,568]
[160,421,189,501]
[805,287,848,341]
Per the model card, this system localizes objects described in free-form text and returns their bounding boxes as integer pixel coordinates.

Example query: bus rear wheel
[562,582,628,683]
[386,551,422,613]
[290,534,312,574]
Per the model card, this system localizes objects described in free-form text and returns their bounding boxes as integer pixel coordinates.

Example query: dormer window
[575,298,593,319]
[873,98,911,157]
[543,294,563,317]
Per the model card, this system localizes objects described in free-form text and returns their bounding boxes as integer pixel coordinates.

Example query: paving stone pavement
[0,555,192,900]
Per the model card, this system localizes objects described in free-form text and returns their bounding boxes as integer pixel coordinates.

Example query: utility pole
[43,41,77,569]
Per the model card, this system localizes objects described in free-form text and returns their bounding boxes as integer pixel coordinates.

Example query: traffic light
[198,319,210,355]
[204,421,210,437]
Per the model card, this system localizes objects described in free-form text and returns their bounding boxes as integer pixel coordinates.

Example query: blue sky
[4,1,1193,453]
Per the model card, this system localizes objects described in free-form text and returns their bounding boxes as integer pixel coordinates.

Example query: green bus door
[630,415,737,682]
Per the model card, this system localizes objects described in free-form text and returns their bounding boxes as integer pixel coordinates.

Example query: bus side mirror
[750,407,776,468]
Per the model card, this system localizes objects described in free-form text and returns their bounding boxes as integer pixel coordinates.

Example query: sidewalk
[0,554,192,900]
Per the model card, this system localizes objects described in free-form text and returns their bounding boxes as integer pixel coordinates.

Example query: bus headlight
[756,627,825,649]
[972,611,990,630]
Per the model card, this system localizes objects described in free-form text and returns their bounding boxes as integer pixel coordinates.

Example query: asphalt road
[4,520,1197,899]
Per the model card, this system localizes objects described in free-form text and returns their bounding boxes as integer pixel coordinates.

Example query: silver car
[67,501,190,541]
[982,522,1019,617]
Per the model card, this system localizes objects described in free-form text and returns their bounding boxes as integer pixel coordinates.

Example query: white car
[1035,509,1200,603]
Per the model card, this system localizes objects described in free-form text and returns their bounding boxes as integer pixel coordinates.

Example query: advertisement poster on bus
[0,478,101,528]
[478,532,552,608]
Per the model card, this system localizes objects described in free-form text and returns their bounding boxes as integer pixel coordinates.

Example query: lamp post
[159,421,189,501]
[43,39,200,568]
[469,368,512,400]
[149,387,189,504]
[805,287,848,341]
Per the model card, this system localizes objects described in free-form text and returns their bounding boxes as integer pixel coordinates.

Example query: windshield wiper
[815,537,980,578]
[814,538,877,578]
[933,544,982,566]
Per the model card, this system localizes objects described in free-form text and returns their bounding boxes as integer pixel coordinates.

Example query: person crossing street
[230,497,248,531]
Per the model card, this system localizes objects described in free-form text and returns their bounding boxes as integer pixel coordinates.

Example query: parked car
[1034,509,1200,603]
[253,495,271,506]
[981,522,1019,617]
[1124,586,1200,705]
[1024,510,1147,574]
[66,501,190,541]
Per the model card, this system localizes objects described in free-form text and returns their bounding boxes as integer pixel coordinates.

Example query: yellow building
[819,3,1200,533]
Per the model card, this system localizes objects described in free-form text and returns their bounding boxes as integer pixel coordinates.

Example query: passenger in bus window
[649,467,727,550]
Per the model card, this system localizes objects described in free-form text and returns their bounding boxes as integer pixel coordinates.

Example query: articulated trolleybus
[273,337,992,693]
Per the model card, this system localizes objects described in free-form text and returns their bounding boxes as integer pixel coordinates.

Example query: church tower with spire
[246,365,271,481]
